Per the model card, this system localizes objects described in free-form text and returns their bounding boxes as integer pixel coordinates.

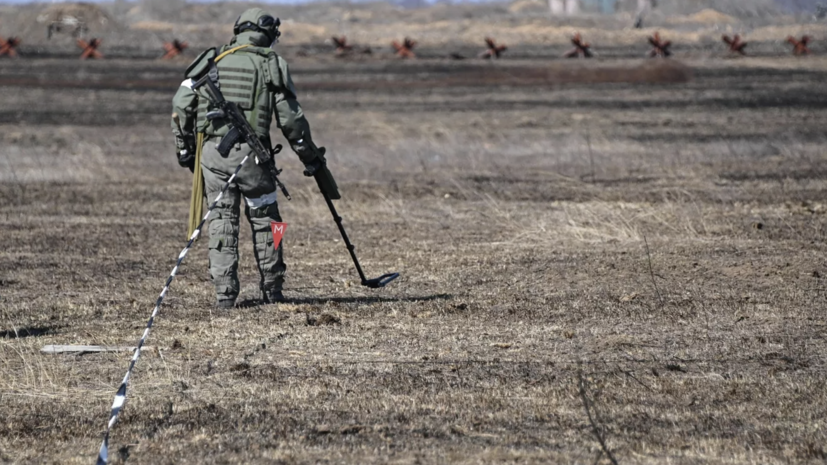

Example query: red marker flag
[270,222,287,249]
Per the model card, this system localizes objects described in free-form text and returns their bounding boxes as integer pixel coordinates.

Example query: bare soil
[1,51,827,464]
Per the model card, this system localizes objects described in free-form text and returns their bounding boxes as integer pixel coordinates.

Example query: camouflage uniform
[171,8,324,307]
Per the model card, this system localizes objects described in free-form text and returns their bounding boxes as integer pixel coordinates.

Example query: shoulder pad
[185,48,217,79]
[268,53,297,97]
[248,46,275,58]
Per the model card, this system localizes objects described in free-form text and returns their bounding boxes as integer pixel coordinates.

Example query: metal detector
[194,60,397,289]
[318,189,399,289]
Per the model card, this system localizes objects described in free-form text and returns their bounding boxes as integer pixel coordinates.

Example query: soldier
[171,8,328,308]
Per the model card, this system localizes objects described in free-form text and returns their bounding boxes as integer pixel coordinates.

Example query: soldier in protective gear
[171,8,329,308]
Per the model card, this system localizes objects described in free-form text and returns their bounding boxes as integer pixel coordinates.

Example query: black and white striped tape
[96,155,250,465]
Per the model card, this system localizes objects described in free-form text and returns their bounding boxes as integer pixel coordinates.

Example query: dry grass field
[2,10,827,463]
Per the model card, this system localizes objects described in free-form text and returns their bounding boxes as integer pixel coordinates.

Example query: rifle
[192,61,290,200]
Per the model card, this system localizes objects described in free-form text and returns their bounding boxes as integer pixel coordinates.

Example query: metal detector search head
[362,272,400,289]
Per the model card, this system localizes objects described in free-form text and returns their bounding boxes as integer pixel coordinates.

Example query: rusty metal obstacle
[77,38,103,59]
[332,36,371,55]
[2,20,820,69]
[332,36,353,55]
[0,36,20,58]
[564,33,593,58]
[648,32,672,58]
[392,38,417,59]
[787,36,812,56]
[722,34,747,55]
[479,37,507,59]
[162,40,188,60]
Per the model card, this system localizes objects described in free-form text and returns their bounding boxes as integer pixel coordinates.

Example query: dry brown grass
[2,54,827,464]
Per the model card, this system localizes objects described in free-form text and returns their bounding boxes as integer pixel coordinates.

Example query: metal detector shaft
[322,190,367,282]
[318,185,399,288]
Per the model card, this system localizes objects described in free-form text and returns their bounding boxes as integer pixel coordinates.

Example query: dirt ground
[2,48,827,464]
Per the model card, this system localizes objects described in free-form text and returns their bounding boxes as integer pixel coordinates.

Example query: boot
[262,288,286,304]
[216,299,236,309]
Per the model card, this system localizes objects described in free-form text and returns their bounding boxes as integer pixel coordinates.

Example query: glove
[291,138,329,176]
[290,137,324,164]
[177,148,195,172]
[172,119,196,171]
[290,136,339,198]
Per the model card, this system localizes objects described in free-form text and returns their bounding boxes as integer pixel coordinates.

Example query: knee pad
[250,200,281,218]
[208,235,238,253]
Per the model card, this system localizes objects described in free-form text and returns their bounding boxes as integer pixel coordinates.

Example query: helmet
[233,8,281,43]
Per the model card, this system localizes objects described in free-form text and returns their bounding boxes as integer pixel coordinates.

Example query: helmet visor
[258,15,279,29]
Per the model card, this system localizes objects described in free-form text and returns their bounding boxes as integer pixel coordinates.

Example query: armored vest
[193,46,274,139]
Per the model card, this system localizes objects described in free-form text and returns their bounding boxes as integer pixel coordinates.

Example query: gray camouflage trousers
[202,138,286,303]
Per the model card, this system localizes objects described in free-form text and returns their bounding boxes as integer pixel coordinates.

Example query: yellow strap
[186,133,205,240]
[215,44,253,62]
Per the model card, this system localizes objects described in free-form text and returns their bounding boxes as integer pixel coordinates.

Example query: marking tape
[96,155,250,464]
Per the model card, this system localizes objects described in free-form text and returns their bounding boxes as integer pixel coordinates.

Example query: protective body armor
[189,45,278,139]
